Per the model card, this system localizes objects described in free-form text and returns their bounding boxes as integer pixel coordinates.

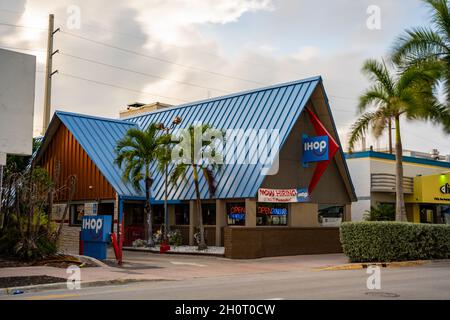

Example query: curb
[316,260,429,271]
[123,247,225,257]
[0,278,170,296]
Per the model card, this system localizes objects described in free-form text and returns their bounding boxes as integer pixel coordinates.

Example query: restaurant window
[124,202,144,226]
[318,204,344,227]
[256,203,288,226]
[175,204,189,225]
[70,204,85,226]
[202,204,216,225]
[153,204,164,225]
[227,203,246,226]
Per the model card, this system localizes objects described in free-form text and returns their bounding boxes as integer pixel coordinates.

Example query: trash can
[80,215,112,260]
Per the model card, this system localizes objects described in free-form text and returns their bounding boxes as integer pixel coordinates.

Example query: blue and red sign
[81,215,111,243]
[303,135,329,163]
[303,108,340,195]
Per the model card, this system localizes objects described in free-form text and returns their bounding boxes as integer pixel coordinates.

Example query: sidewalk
[0,251,363,295]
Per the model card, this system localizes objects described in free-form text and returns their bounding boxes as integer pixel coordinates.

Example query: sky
[0,0,449,155]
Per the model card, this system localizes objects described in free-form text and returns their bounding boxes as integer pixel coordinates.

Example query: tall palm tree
[170,124,223,250]
[392,0,450,116]
[115,124,162,246]
[348,59,444,221]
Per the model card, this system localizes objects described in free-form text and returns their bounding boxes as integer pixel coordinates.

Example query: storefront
[405,172,450,224]
[34,76,356,257]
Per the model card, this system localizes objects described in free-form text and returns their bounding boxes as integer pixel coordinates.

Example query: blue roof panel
[49,77,322,200]
[124,76,321,200]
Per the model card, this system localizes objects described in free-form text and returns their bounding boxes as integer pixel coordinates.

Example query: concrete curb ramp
[316,260,429,271]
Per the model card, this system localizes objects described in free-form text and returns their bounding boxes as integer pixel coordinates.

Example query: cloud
[0,0,448,154]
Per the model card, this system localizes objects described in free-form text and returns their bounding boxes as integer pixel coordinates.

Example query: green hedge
[340,222,450,262]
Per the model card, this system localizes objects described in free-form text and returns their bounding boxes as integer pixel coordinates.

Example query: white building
[346,149,450,222]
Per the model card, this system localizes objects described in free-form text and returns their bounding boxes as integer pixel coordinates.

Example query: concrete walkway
[0,251,350,289]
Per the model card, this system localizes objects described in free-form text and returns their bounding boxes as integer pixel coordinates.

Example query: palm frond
[392,26,448,65]
[425,0,450,37]
[362,59,396,97]
[348,110,389,152]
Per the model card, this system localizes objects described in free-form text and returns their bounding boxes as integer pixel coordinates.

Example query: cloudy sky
[1,0,449,154]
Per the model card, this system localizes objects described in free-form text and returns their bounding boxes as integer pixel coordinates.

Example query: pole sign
[81,215,111,242]
[302,135,329,163]
[81,215,112,260]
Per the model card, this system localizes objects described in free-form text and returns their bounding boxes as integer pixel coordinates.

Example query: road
[2,261,449,300]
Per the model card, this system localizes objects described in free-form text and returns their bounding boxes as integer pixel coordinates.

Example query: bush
[364,204,395,221]
[168,230,182,246]
[340,222,450,262]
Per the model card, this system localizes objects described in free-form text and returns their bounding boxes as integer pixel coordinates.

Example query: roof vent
[120,102,173,118]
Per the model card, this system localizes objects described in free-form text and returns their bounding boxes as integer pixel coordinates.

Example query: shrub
[340,221,450,262]
[364,204,395,221]
[168,230,182,246]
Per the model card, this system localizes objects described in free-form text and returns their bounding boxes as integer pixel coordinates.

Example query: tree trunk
[145,176,154,247]
[163,164,169,241]
[193,165,207,250]
[47,189,54,236]
[394,116,407,222]
[388,119,393,154]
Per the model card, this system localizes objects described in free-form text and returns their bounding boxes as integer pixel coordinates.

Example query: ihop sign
[81,215,111,260]
[302,135,329,163]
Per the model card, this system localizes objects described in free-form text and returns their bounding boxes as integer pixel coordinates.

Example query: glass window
[257,203,288,226]
[318,204,344,227]
[70,204,84,226]
[175,204,189,225]
[227,203,246,226]
[152,204,164,225]
[201,203,216,225]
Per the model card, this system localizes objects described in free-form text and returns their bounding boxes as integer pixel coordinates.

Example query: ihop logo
[83,217,103,233]
[82,217,105,241]
[303,135,329,163]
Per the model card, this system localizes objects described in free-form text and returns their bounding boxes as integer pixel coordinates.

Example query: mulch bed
[0,275,67,288]
[0,254,98,269]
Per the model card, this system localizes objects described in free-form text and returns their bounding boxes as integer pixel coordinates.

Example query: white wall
[347,155,450,221]
[0,49,36,156]
[346,158,371,221]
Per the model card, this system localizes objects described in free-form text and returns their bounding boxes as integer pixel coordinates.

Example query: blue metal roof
[55,111,146,199]
[124,76,321,200]
[45,76,324,201]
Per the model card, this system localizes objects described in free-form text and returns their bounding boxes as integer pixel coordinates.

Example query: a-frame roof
[35,76,356,201]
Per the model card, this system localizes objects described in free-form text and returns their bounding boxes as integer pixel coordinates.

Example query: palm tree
[115,124,162,246]
[170,124,223,250]
[348,59,445,221]
[392,0,450,114]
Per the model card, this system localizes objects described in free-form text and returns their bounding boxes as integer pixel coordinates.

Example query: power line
[60,30,266,86]
[58,52,230,94]
[58,72,188,103]
[0,45,44,52]
[0,22,47,30]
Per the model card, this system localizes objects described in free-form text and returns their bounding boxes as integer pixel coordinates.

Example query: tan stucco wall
[261,102,352,205]
[290,203,319,227]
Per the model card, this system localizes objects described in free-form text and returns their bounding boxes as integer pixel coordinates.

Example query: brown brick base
[224,227,342,259]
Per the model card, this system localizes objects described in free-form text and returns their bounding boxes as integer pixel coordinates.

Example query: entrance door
[419,205,437,224]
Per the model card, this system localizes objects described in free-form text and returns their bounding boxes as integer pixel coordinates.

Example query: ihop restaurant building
[34,76,356,259]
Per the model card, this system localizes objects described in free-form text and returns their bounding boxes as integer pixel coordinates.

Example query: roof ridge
[122,76,322,121]
[55,110,136,126]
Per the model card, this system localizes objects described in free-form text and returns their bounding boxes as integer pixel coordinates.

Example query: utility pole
[42,14,60,135]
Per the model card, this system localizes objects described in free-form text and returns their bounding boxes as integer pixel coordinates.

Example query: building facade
[34,76,357,258]
[346,150,450,223]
